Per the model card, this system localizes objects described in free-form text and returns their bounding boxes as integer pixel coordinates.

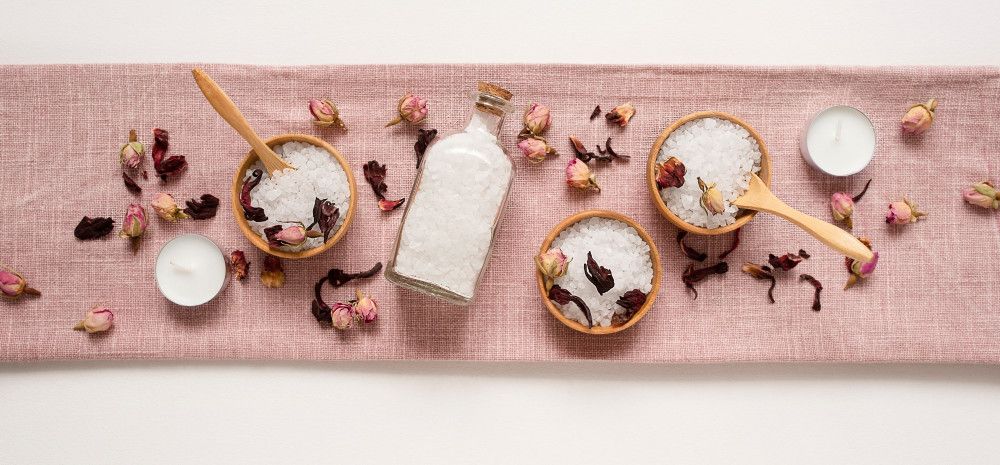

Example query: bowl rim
[536,209,663,335]
[231,133,358,260]
[646,111,772,235]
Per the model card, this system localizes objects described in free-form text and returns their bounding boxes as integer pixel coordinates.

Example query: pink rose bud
[901,98,937,135]
[517,137,556,163]
[353,289,378,324]
[73,306,114,333]
[274,224,308,246]
[535,247,571,291]
[830,192,855,226]
[962,181,1000,209]
[885,197,927,225]
[0,268,40,299]
[386,93,428,127]
[697,177,726,215]
[150,193,190,221]
[309,98,346,129]
[565,158,600,192]
[119,203,148,253]
[844,237,878,289]
[331,301,355,330]
[119,129,145,168]
[523,103,551,135]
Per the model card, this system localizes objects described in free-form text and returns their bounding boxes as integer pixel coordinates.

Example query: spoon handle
[735,191,875,263]
[191,68,291,174]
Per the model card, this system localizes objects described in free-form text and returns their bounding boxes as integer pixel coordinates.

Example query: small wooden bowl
[536,210,662,335]
[647,111,772,235]
[231,133,357,260]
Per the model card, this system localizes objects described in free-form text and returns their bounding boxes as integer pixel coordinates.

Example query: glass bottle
[386,82,515,305]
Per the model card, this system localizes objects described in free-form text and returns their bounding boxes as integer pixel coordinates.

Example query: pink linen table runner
[1,64,999,363]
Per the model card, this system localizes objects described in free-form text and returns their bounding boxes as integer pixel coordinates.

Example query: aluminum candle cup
[800,105,876,176]
[154,233,228,306]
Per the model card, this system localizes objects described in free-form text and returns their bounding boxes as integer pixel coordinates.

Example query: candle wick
[834,119,843,143]
[170,260,192,273]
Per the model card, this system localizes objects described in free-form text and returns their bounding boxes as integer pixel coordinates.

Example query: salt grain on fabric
[550,217,654,327]
[245,141,351,251]
[657,117,762,228]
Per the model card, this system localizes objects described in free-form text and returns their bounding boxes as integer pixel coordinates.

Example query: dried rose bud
[830,179,871,229]
[523,103,551,135]
[119,129,145,169]
[886,197,927,225]
[353,289,378,324]
[261,255,285,288]
[535,247,571,291]
[566,158,600,192]
[0,268,40,299]
[150,193,190,222]
[697,177,725,215]
[119,203,147,253]
[901,98,937,135]
[265,224,309,247]
[605,102,635,127]
[309,98,346,129]
[517,137,556,163]
[655,156,686,189]
[962,181,1000,209]
[331,301,355,330]
[386,93,428,127]
[844,237,878,290]
[73,306,114,333]
[230,250,249,281]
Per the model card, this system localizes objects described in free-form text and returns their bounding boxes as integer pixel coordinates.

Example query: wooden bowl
[647,111,772,235]
[536,210,662,335]
[231,133,357,260]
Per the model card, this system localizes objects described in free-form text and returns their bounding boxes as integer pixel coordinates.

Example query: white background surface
[2,0,999,463]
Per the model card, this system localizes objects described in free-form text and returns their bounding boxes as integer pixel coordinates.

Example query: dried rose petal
[122,171,141,194]
[589,105,601,121]
[183,194,220,220]
[584,251,615,295]
[741,263,776,304]
[655,156,686,189]
[151,128,187,181]
[718,228,741,259]
[378,198,405,212]
[261,255,285,288]
[549,284,593,328]
[605,102,635,127]
[676,231,707,262]
[230,250,249,281]
[326,262,383,287]
[681,262,729,299]
[74,217,115,240]
[800,274,823,311]
[240,169,268,222]
[414,129,437,168]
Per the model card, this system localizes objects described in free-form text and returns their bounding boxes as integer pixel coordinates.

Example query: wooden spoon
[191,68,294,175]
[733,174,875,263]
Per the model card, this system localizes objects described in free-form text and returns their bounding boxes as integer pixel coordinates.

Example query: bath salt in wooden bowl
[536,210,662,335]
[647,111,772,235]
[231,134,357,260]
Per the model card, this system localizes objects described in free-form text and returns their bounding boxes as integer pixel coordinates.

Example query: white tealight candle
[800,105,876,176]
[154,233,228,306]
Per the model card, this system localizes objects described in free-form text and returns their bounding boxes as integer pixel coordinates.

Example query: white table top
[2,0,999,463]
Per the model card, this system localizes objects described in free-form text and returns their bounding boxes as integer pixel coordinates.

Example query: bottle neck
[464,106,505,138]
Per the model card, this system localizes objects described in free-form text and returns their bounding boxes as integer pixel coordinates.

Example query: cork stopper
[478,81,512,101]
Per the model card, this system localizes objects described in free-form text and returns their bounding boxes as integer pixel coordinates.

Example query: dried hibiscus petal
[307,198,340,241]
[800,274,823,311]
[595,137,628,160]
[326,262,383,287]
[718,228,741,259]
[569,136,598,162]
[676,231,707,262]
[151,128,188,181]
[589,105,601,121]
[681,262,729,299]
[122,171,141,194]
[74,217,115,240]
[364,160,404,211]
[414,129,437,168]
[613,289,647,325]
[768,251,807,271]
[378,198,405,211]
[584,251,615,295]
[741,263,776,304]
[240,169,268,222]
[183,194,220,220]
[549,284,594,328]
[230,250,249,281]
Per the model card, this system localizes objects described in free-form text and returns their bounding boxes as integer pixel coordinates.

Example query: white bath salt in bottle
[386,82,515,305]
